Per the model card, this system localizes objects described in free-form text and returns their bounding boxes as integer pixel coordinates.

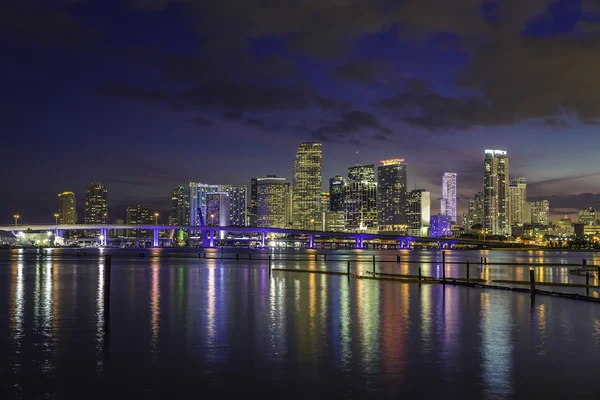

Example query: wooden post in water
[198,252,201,258]
[315,253,318,262]
[372,255,376,274]
[586,272,590,296]
[324,254,327,262]
[466,261,470,282]
[418,266,422,281]
[397,254,400,264]
[249,253,252,261]
[583,259,587,267]
[347,261,350,277]
[442,251,446,282]
[529,269,536,293]
[236,253,239,261]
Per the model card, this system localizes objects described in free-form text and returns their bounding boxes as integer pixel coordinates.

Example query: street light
[154,212,159,225]
[310,218,315,231]
[54,213,59,225]
[13,214,19,226]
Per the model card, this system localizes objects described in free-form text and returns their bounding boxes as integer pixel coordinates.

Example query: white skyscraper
[483,150,509,236]
[508,178,527,227]
[441,172,457,223]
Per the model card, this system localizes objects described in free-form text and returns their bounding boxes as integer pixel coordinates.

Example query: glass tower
[249,178,258,226]
[483,150,509,235]
[377,159,408,230]
[189,182,219,227]
[220,185,247,226]
[406,189,431,237]
[292,142,322,229]
[58,191,77,224]
[329,175,345,212]
[85,182,108,225]
[170,185,190,226]
[508,178,527,227]
[441,172,457,223]
[257,176,290,229]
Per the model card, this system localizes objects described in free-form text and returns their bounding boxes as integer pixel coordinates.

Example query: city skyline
[3,1,600,223]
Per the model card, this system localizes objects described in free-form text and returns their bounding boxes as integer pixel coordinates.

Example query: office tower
[441,172,457,223]
[292,142,322,229]
[206,193,230,228]
[127,204,152,238]
[189,182,219,227]
[324,211,345,232]
[578,207,596,225]
[220,185,247,226]
[377,159,408,230]
[344,164,378,230]
[483,150,509,235]
[465,192,484,228]
[406,189,431,237]
[529,200,550,226]
[508,178,527,227]
[257,176,290,229]
[171,185,190,226]
[430,215,452,238]
[348,164,375,182]
[329,175,345,212]
[85,181,108,224]
[58,192,77,224]
[113,218,125,237]
[555,216,574,236]
[319,192,330,231]
[249,178,258,226]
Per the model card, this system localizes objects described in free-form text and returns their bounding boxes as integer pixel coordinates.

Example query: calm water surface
[1,248,600,399]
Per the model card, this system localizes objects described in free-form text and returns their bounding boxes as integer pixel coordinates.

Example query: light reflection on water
[2,248,600,399]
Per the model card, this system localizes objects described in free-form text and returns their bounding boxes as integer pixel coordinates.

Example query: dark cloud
[333,59,397,84]
[544,118,568,128]
[530,193,600,211]
[246,118,266,128]
[312,110,391,142]
[102,82,184,111]
[188,117,214,127]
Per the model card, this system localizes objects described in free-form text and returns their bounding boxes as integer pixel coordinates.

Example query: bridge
[0,224,524,249]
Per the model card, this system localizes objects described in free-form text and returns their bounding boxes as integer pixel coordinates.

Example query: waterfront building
[324,211,345,232]
[441,172,457,223]
[85,182,108,225]
[127,204,152,238]
[508,178,527,227]
[483,150,509,235]
[189,182,219,227]
[329,175,345,212]
[249,178,258,226]
[206,192,230,227]
[578,207,596,226]
[257,176,291,229]
[377,159,408,230]
[344,180,378,231]
[554,216,574,237]
[292,142,322,229]
[113,218,125,237]
[430,215,452,238]
[58,191,77,224]
[220,185,247,226]
[406,189,430,237]
[465,192,484,229]
[348,164,375,182]
[171,185,190,226]
[529,200,550,226]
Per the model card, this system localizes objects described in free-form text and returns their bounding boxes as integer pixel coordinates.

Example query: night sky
[3,0,600,223]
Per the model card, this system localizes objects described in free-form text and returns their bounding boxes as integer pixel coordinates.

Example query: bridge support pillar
[261,231,266,248]
[355,237,360,249]
[100,228,108,247]
[153,229,159,248]
[309,234,314,249]
[57,229,63,238]
[406,241,411,249]
[209,230,215,247]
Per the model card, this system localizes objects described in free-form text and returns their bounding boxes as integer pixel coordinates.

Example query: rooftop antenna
[356,151,359,166]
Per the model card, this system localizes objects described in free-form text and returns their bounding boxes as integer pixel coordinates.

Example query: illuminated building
[377,159,407,230]
[189,182,219,227]
[58,192,77,224]
[508,178,527,227]
[329,175,345,212]
[257,176,290,229]
[441,172,457,223]
[483,150,509,235]
[406,189,430,237]
[430,215,452,238]
[113,218,125,237]
[344,164,378,231]
[292,142,322,229]
[324,211,345,232]
[220,185,247,226]
[85,181,108,225]
[127,204,152,238]
[206,193,230,228]
[529,200,550,226]
[578,207,596,225]
[249,178,258,226]
[464,192,483,229]
[554,216,574,237]
[170,185,190,226]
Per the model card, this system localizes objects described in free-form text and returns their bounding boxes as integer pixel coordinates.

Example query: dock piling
[466,260,470,282]
[373,255,376,274]
[529,269,536,293]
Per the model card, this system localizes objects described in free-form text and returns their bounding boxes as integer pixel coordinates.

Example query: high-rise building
[113,218,125,237]
[508,178,527,227]
[406,189,431,237]
[377,159,408,230]
[220,185,247,226]
[85,182,108,225]
[292,142,322,229]
[319,192,330,231]
[344,165,378,231]
[189,182,219,227]
[127,204,152,238]
[430,215,452,238]
[206,193,230,228]
[257,176,291,229]
[465,192,484,229]
[578,207,596,225]
[249,178,258,226]
[555,216,574,237]
[529,200,550,226]
[58,192,77,224]
[329,175,345,212]
[171,185,190,226]
[324,211,345,232]
[483,150,509,235]
[441,172,457,223]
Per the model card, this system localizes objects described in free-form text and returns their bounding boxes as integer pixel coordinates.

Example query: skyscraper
[292,142,322,229]
[348,164,375,182]
[58,192,77,224]
[406,189,431,237]
[345,164,377,230]
[465,192,484,228]
[430,215,452,238]
[127,204,152,238]
[206,192,230,229]
[529,200,550,226]
[329,175,345,212]
[220,185,247,226]
[171,185,190,226]
[578,207,596,225]
[189,182,219,227]
[508,178,527,227]
[483,150,509,235]
[377,159,408,230]
[85,182,108,225]
[257,176,291,229]
[249,178,258,226]
[441,172,457,223]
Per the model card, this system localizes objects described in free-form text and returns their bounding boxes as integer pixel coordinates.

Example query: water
[1,248,600,399]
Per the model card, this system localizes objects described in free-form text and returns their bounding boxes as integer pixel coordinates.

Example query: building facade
[483,150,509,235]
[344,179,378,231]
[441,172,457,223]
[324,211,345,232]
[529,200,550,226]
[58,191,77,224]
[249,178,258,226]
[329,175,345,212]
[465,192,484,229]
[578,207,596,225]
[220,185,247,226]
[127,204,152,238]
[257,176,290,229]
[508,178,527,227]
[292,142,322,229]
[377,159,408,230]
[430,215,452,238]
[206,193,230,228]
[170,185,190,226]
[189,182,219,227]
[406,189,431,237]
[85,182,108,225]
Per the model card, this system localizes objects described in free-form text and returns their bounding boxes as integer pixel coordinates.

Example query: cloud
[312,110,391,142]
[188,116,214,127]
[530,193,600,211]
[102,82,184,111]
[543,117,568,128]
[334,59,398,84]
